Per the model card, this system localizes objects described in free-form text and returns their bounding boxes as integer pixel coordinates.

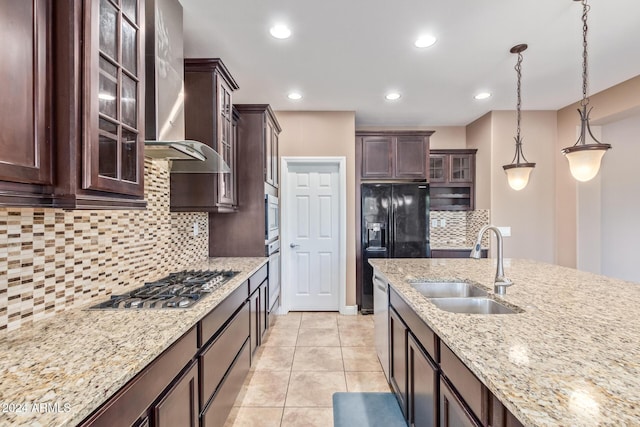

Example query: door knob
[290,243,300,248]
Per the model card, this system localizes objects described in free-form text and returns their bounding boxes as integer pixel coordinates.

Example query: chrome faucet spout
[470,225,513,295]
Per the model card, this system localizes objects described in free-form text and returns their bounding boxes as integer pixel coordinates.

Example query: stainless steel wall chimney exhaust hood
[143,0,229,173]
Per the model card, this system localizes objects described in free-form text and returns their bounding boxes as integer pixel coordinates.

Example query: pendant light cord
[515,51,523,143]
[580,0,590,107]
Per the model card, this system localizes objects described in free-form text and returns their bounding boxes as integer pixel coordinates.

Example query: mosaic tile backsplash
[430,210,490,248]
[0,159,208,333]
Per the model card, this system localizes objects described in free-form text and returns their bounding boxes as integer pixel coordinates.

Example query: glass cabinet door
[449,155,473,182]
[85,0,143,196]
[429,155,447,183]
[218,79,234,206]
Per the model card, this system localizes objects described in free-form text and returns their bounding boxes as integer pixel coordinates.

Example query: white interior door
[286,162,340,311]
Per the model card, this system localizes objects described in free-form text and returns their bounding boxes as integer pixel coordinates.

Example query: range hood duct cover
[142,0,229,173]
[144,140,230,173]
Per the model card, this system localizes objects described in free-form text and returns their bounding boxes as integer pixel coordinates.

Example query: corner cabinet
[357,131,433,180]
[170,58,240,212]
[429,149,477,211]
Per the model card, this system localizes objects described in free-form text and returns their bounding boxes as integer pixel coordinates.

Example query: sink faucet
[470,225,513,295]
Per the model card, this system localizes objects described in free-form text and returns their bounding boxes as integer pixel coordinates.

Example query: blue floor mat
[333,392,407,427]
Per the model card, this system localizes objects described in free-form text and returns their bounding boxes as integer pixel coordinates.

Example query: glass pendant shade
[562,145,608,182]
[503,164,535,191]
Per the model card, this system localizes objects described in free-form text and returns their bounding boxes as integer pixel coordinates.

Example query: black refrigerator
[361,183,430,313]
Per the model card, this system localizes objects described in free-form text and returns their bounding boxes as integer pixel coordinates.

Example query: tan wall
[467,111,556,261]
[356,125,466,149]
[556,75,640,267]
[490,111,557,262]
[275,111,357,306]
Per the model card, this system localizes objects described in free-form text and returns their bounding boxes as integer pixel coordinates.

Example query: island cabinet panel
[154,361,199,427]
[439,377,481,427]
[389,307,409,418]
[440,343,485,423]
[408,334,438,427]
[0,0,53,206]
[386,283,524,427]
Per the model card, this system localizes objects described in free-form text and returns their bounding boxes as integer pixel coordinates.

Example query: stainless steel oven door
[265,194,279,243]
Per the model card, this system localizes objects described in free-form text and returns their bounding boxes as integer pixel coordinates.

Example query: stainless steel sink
[429,297,517,314]
[411,282,488,298]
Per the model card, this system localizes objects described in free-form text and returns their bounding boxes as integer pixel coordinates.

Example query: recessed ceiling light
[287,92,302,100]
[270,24,291,39]
[474,92,491,100]
[414,35,437,48]
[385,92,401,101]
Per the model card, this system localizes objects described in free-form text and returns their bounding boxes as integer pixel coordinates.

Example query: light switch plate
[193,222,199,236]
[440,218,446,227]
[431,219,438,228]
[497,226,511,237]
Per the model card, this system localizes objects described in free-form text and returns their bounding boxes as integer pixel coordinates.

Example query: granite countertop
[369,258,640,427]
[0,257,267,427]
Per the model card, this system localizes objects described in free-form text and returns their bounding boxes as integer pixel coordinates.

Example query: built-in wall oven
[265,194,279,243]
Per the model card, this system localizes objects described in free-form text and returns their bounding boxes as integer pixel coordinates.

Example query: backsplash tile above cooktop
[0,159,208,333]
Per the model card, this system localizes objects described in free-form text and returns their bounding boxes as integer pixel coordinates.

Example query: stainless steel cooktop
[89,270,237,309]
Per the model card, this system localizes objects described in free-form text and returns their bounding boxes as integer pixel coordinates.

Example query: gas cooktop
[89,270,238,309]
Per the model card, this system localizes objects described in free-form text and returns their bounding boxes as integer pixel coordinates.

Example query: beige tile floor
[225,311,390,427]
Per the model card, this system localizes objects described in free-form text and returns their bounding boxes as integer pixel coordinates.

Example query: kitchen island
[0,257,266,427]
[370,258,640,427]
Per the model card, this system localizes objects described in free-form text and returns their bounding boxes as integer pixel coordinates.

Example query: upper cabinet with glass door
[84,0,145,198]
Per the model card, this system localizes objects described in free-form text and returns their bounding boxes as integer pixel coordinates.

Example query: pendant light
[503,44,535,191]
[561,0,611,182]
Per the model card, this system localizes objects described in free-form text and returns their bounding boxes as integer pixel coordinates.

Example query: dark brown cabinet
[82,0,145,197]
[389,308,408,418]
[0,0,53,206]
[357,131,433,179]
[249,274,269,359]
[439,377,481,427]
[387,285,523,427]
[54,0,146,209]
[264,117,280,187]
[80,266,268,427]
[209,104,281,257]
[170,58,239,212]
[154,361,199,427]
[431,249,487,259]
[408,334,438,427]
[429,149,477,211]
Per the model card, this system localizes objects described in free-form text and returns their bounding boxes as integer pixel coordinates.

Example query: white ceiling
[180,0,640,126]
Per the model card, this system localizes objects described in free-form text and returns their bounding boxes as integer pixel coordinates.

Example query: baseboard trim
[339,305,358,316]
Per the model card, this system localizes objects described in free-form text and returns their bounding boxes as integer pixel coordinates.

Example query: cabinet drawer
[200,302,250,406]
[199,280,249,347]
[249,264,268,294]
[390,287,438,362]
[80,327,197,427]
[201,338,251,427]
[440,343,484,422]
